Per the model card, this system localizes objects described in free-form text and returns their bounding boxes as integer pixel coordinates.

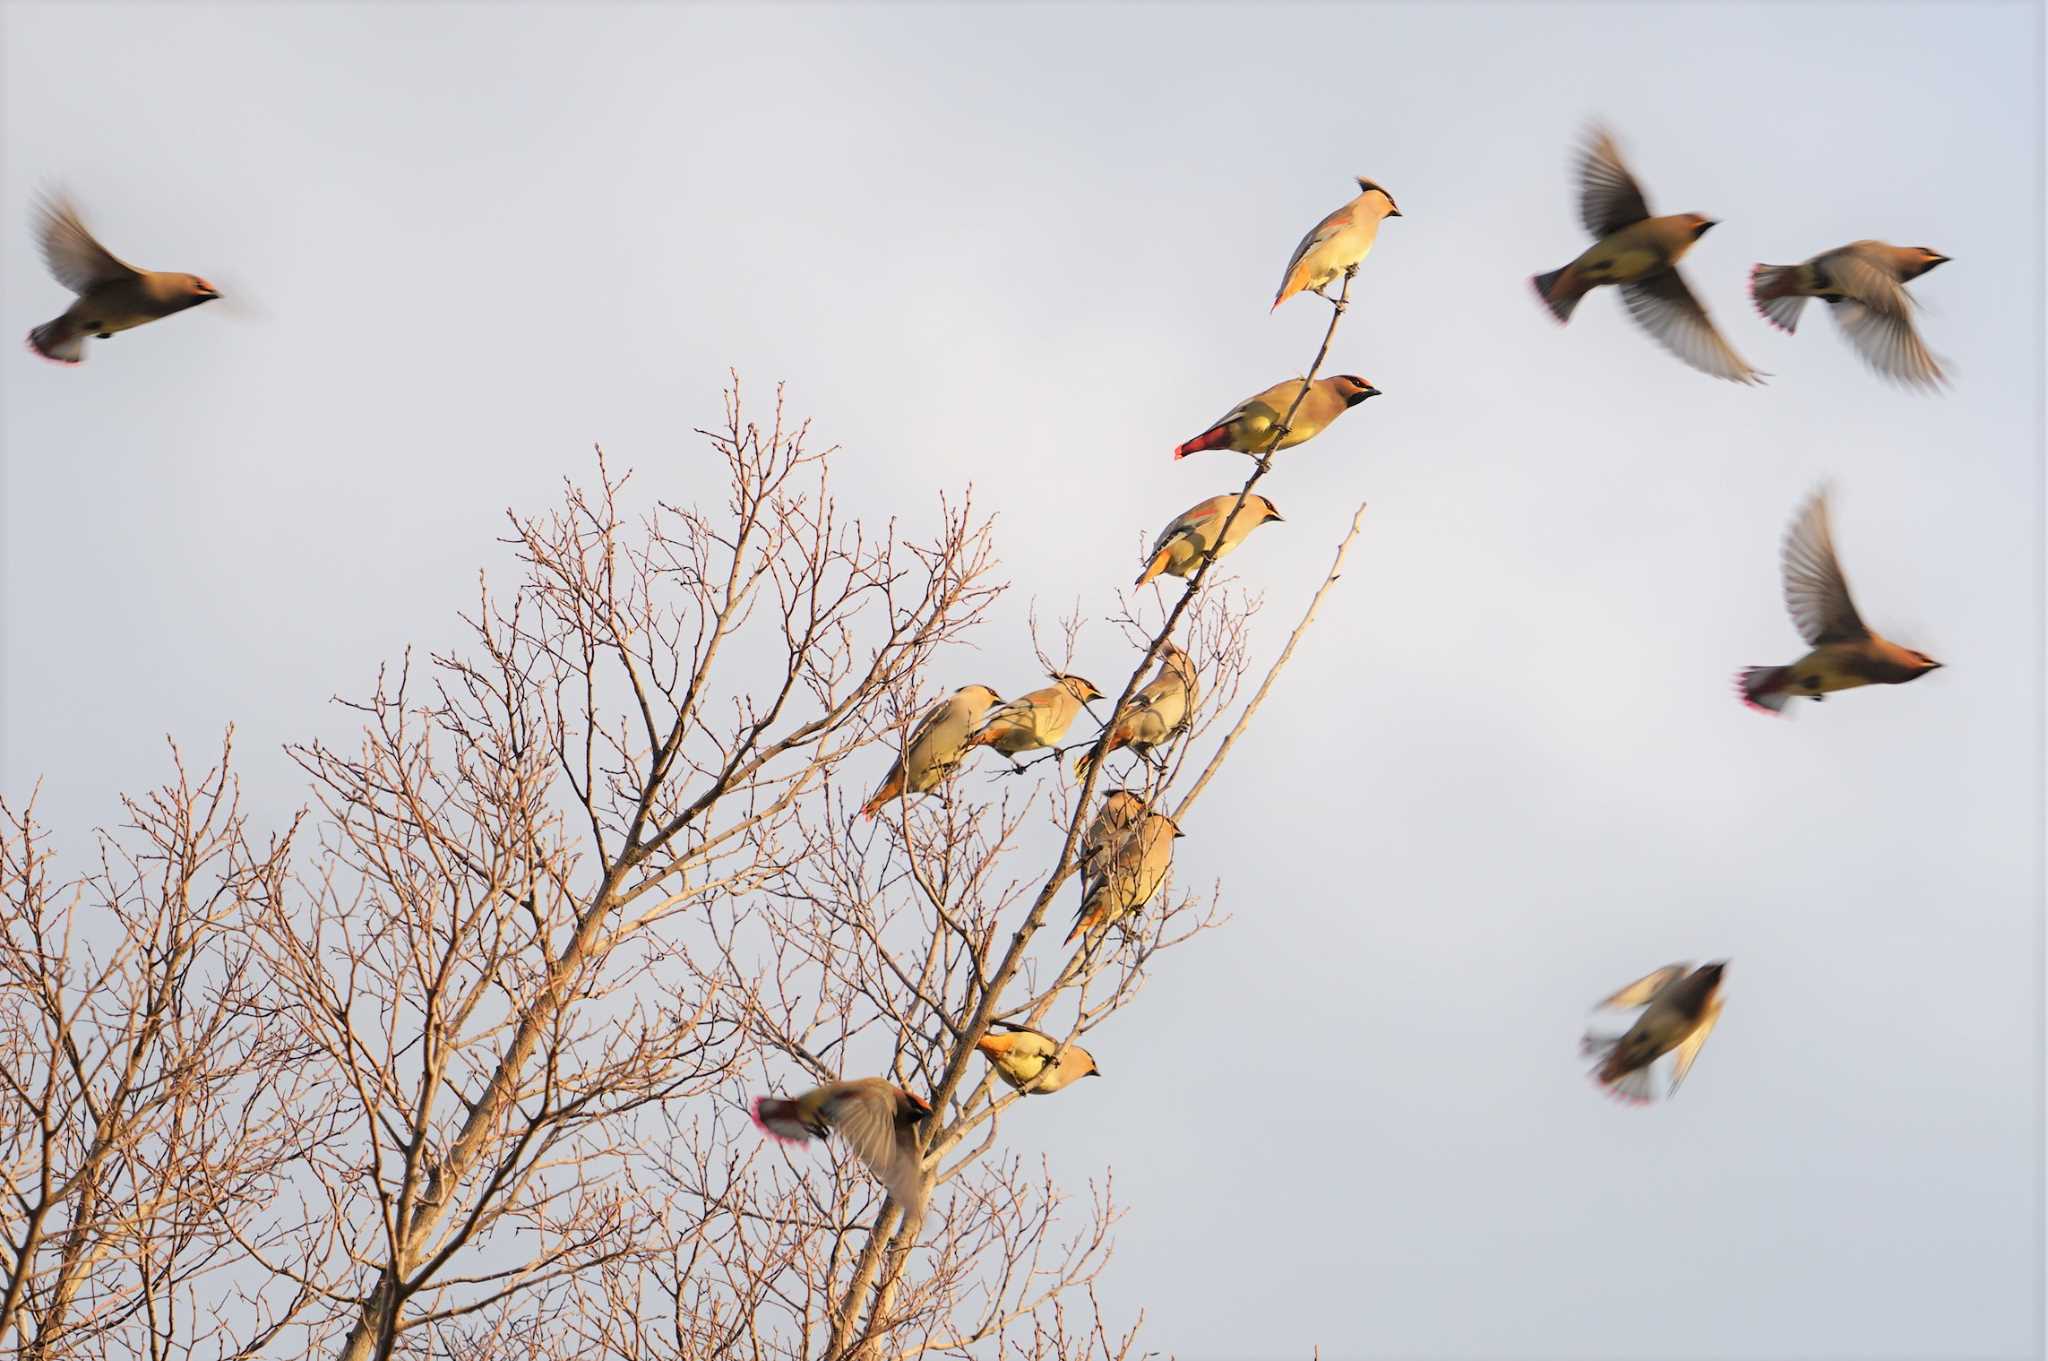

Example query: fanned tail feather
[1749,265,1809,334]
[1736,666,1792,715]
[27,323,84,364]
[1531,267,1580,324]
[750,1096,813,1146]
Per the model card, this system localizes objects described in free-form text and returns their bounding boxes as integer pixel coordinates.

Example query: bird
[1738,487,1942,714]
[1072,645,1198,781]
[1136,493,1284,587]
[1581,962,1729,1105]
[964,674,1102,766]
[975,1022,1102,1095]
[1079,789,1147,887]
[751,1077,932,1213]
[859,684,1003,818]
[1066,810,1182,945]
[1749,241,1950,390]
[1272,177,1402,311]
[26,194,221,365]
[1530,126,1764,384]
[1171,375,1380,460]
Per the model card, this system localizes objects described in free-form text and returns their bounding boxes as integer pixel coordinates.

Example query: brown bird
[1272,177,1402,311]
[1066,810,1181,945]
[860,684,1003,818]
[26,195,220,365]
[1750,242,1950,390]
[1072,645,1198,781]
[1079,789,1146,887]
[751,1077,932,1212]
[965,674,1102,766]
[1172,375,1380,460]
[975,1022,1102,1095]
[1530,126,1764,384]
[1136,493,1284,587]
[1738,487,1941,714]
[1581,962,1728,1105]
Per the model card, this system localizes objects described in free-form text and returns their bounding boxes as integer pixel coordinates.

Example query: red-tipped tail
[751,1096,813,1146]
[1172,426,1232,460]
[1749,265,1808,334]
[1530,267,1580,324]
[1736,666,1792,715]
[26,323,84,365]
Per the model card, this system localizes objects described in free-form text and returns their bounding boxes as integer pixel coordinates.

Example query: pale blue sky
[2,3,2041,1358]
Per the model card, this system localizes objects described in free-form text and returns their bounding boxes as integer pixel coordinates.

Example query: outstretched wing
[825,1083,928,1215]
[1826,253,1945,390]
[34,195,141,294]
[1667,995,1725,1095]
[1619,270,1767,384]
[1780,488,1869,646]
[1594,963,1690,1011]
[1577,127,1652,238]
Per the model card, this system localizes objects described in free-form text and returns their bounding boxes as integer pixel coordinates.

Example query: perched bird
[26,195,220,365]
[975,1022,1102,1095]
[1272,177,1402,311]
[1581,961,1729,1105]
[1136,493,1284,587]
[1738,487,1942,713]
[1172,375,1380,460]
[965,674,1102,766]
[751,1077,932,1212]
[1066,810,1182,945]
[860,684,1003,818]
[1073,645,1198,780]
[1530,126,1764,384]
[1079,789,1147,887]
[1750,241,1950,390]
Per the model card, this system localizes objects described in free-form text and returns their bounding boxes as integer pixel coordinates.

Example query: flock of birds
[20,123,1952,1224]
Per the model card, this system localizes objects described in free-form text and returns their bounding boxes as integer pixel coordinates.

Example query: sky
[2,3,2042,1358]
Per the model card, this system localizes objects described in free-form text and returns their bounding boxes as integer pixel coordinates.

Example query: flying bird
[1272,177,1402,311]
[751,1077,932,1212]
[1530,126,1764,384]
[26,195,221,365]
[1738,487,1942,713]
[1171,375,1380,460]
[1581,961,1728,1104]
[1066,810,1182,945]
[965,674,1102,766]
[1136,493,1284,587]
[975,1023,1102,1095]
[1750,241,1950,390]
[1073,645,1198,781]
[860,684,1003,818]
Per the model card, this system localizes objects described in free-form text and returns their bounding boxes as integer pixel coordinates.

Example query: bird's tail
[26,321,84,365]
[1172,426,1231,460]
[750,1096,816,1145]
[1748,264,1809,334]
[1736,666,1793,715]
[858,774,901,821]
[1530,266,1582,324]
[1063,901,1101,947]
[1134,545,1174,587]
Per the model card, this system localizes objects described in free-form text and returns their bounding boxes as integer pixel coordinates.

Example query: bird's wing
[1595,964,1690,1011]
[34,196,142,294]
[1619,270,1768,384]
[1667,995,1725,1095]
[1781,488,1869,646]
[972,692,1038,735]
[1577,128,1652,237]
[825,1084,926,1212]
[1276,205,1351,285]
[1826,254,1945,389]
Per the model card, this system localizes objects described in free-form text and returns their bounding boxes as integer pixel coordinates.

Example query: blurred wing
[34,195,141,293]
[1577,127,1652,237]
[1620,270,1767,384]
[1595,963,1689,1011]
[1667,996,1725,1095]
[825,1085,926,1212]
[1781,489,1869,645]
[1827,255,1945,389]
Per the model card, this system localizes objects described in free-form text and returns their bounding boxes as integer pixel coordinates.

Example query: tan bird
[965,674,1102,767]
[1581,961,1728,1105]
[1072,645,1198,780]
[26,195,220,365]
[1272,177,1402,311]
[1171,375,1380,460]
[1738,487,1941,713]
[860,684,1003,818]
[1066,810,1181,945]
[1079,789,1146,886]
[751,1077,932,1212]
[1136,493,1284,587]
[1531,126,1764,384]
[1750,242,1949,390]
[975,1022,1102,1095]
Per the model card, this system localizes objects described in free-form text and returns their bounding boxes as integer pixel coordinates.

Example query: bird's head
[1331,374,1382,407]
[1253,495,1284,524]
[1909,247,1951,278]
[1904,650,1944,677]
[1699,961,1730,986]
[963,684,1002,705]
[1055,673,1103,702]
[1685,215,1718,239]
[184,275,221,304]
[1356,177,1401,216]
[901,1090,934,1121]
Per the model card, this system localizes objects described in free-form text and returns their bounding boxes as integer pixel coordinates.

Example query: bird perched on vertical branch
[1749,242,1950,390]
[1171,376,1380,460]
[859,684,1003,818]
[1581,962,1729,1104]
[1272,177,1402,311]
[1079,789,1147,888]
[1136,493,1284,587]
[1530,125,1764,384]
[1066,810,1182,945]
[964,674,1102,766]
[26,194,221,365]
[1737,486,1942,713]
[1073,645,1198,780]
[975,1022,1102,1095]
[751,1078,932,1214]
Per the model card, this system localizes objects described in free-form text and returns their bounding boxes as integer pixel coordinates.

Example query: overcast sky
[2,3,2041,1358]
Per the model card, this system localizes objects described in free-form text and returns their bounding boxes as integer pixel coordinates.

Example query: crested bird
[1172,376,1380,460]
[1581,962,1729,1104]
[26,194,221,365]
[1066,810,1181,945]
[751,1077,932,1212]
[860,684,1003,818]
[1750,241,1949,390]
[965,674,1102,766]
[1136,493,1284,587]
[1073,645,1197,781]
[975,1022,1102,1095]
[1272,177,1402,311]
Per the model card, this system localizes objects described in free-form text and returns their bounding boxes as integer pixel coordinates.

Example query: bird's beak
[1928,253,1951,265]
[1267,511,1285,523]
[1926,660,1945,670]
[1696,219,1719,235]
[1366,385,1383,398]
[1388,206,1403,217]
